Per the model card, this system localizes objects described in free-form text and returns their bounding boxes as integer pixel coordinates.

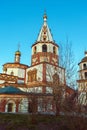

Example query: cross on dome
[43,12,47,22]
[17,42,20,51]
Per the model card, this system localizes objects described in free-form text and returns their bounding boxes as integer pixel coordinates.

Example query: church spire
[31,13,59,66]
[37,13,53,42]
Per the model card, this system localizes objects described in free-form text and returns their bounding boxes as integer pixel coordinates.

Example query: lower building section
[0,94,55,114]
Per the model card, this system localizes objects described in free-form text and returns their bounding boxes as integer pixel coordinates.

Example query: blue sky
[0,0,87,72]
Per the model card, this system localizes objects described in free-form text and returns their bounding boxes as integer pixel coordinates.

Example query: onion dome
[81,51,87,62]
[81,57,87,62]
[79,51,87,65]
[15,50,21,56]
[15,50,21,63]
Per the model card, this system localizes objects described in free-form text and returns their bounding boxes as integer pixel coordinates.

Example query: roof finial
[43,10,47,22]
[18,42,20,51]
[15,42,21,57]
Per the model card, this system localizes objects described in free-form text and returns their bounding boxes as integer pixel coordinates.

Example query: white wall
[28,87,42,93]
[18,98,28,113]
[6,68,25,78]
[0,80,5,84]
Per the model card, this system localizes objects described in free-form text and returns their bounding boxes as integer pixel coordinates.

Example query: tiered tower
[26,13,65,93]
[77,51,87,105]
[31,13,59,66]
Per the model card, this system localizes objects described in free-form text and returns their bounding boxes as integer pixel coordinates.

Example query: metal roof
[0,86,24,94]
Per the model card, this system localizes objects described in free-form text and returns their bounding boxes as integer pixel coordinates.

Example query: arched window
[84,72,87,79]
[53,46,56,54]
[83,64,87,69]
[34,46,37,54]
[42,44,47,52]
[27,69,37,82]
[28,101,33,113]
[8,103,13,112]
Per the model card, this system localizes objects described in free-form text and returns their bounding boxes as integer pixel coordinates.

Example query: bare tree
[45,64,66,115]
[59,38,77,89]
[52,73,65,115]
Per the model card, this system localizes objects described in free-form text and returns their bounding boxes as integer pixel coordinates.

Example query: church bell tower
[26,13,65,94]
[77,51,87,105]
[31,13,59,66]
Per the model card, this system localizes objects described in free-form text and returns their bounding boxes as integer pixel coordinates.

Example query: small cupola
[15,50,21,63]
[15,50,21,56]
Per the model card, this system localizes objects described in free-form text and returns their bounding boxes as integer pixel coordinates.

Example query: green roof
[0,86,24,94]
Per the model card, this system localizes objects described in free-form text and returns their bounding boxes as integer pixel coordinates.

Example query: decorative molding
[27,69,37,82]
[3,63,28,69]
[0,73,17,82]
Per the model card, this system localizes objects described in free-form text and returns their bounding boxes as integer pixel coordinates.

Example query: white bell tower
[26,13,65,94]
[31,13,59,66]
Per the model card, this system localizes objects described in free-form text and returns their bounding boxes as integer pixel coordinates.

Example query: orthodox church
[0,13,72,113]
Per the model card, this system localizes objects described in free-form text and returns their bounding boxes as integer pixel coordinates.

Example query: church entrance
[28,102,33,113]
[7,103,13,112]
[28,99,37,113]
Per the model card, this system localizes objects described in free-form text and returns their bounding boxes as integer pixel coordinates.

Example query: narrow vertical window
[27,69,37,82]
[85,72,87,79]
[42,44,47,52]
[53,46,56,54]
[34,46,37,54]
[83,64,86,69]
